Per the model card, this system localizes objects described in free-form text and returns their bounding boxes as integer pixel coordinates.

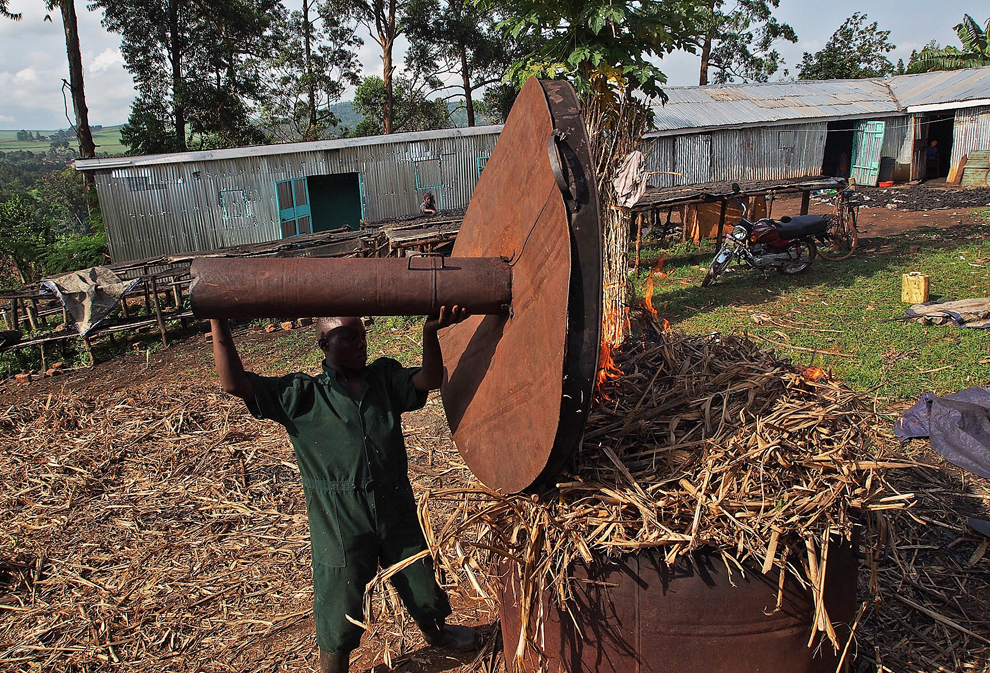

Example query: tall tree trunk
[380,0,396,134]
[303,0,317,139]
[699,0,715,85]
[169,0,186,150]
[460,46,474,127]
[60,0,95,160]
[699,32,711,85]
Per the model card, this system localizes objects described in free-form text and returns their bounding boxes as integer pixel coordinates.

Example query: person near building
[420,191,437,215]
[925,139,940,181]
[210,309,476,673]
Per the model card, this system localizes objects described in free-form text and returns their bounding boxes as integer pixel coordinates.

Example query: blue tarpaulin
[895,386,990,479]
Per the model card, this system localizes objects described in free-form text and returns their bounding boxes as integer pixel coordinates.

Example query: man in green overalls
[210,309,477,672]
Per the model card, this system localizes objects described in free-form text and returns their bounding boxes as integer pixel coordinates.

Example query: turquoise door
[275,178,312,237]
[850,121,886,187]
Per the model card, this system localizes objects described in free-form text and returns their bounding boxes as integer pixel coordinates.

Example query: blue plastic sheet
[895,386,990,479]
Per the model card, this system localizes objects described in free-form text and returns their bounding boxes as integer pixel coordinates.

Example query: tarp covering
[895,386,990,479]
[902,298,990,329]
[612,150,649,208]
[41,267,139,336]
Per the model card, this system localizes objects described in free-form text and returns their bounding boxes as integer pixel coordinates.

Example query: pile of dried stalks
[364,331,975,671]
[0,384,318,671]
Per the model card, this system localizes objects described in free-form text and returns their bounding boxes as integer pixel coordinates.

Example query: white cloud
[89,48,123,75]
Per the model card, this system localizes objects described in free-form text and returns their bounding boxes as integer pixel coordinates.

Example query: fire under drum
[190,77,857,672]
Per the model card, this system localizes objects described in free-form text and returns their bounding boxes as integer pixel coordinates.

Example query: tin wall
[644,123,828,188]
[95,133,500,262]
[950,106,990,166]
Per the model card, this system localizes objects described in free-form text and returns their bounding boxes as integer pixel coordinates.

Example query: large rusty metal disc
[439,79,601,493]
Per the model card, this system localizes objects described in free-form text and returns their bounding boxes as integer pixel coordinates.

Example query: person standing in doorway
[925,140,940,182]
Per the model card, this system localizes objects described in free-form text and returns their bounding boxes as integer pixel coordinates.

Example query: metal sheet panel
[889,67,990,109]
[650,79,900,134]
[92,129,500,262]
[644,124,826,187]
[950,106,990,167]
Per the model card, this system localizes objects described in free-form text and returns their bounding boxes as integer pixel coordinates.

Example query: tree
[403,0,523,127]
[798,13,900,80]
[259,0,362,141]
[351,75,449,136]
[908,13,990,73]
[2,1,96,162]
[327,0,411,134]
[96,0,278,153]
[697,0,796,85]
[490,0,702,101]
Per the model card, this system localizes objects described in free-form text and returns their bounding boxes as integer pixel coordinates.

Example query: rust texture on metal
[500,544,858,673]
[189,256,511,319]
[189,77,602,494]
[439,78,601,493]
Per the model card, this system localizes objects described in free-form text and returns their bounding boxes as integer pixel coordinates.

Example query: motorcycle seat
[774,214,829,237]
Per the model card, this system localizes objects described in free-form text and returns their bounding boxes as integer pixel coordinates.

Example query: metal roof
[886,67,990,110]
[648,67,990,135]
[75,124,503,170]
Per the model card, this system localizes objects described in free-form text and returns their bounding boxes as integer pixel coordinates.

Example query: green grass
[634,223,990,402]
[0,126,127,155]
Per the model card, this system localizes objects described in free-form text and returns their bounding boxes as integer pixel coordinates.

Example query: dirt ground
[2,183,988,672]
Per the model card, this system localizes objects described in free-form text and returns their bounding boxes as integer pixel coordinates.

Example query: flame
[801,366,828,382]
[643,258,669,325]
[595,338,623,398]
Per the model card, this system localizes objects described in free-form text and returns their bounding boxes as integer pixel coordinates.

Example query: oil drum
[499,541,858,673]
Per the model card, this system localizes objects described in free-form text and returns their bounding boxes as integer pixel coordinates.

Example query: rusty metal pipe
[189,256,512,320]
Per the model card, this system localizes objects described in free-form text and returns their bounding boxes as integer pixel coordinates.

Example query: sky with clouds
[0,0,986,130]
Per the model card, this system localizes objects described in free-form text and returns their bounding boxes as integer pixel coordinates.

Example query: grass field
[633,220,990,403]
[0,125,127,155]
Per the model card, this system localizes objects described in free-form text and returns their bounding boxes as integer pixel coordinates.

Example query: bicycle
[818,184,860,261]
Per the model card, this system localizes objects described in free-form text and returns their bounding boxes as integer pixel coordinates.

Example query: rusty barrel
[500,543,858,673]
[189,256,512,320]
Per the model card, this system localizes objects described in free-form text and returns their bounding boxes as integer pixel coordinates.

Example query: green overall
[246,358,451,655]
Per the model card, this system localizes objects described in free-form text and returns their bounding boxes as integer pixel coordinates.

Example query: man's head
[316,316,367,372]
[930,140,938,147]
[424,191,434,204]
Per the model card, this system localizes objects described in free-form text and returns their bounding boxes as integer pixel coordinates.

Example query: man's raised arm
[211,319,255,403]
[413,305,468,392]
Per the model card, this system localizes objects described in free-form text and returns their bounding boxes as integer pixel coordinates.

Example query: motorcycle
[701,185,830,287]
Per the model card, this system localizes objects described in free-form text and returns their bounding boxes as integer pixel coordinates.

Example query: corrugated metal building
[77,68,990,264]
[75,126,501,262]
[645,67,990,189]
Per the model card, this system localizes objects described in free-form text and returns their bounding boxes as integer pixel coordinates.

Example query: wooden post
[82,334,94,367]
[634,212,643,274]
[39,340,46,373]
[1,307,9,331]
[142,265,152,314]
[119,295,129,317]
[171,281,181,309]
[30,297,42,329]
[800,190,811,215]
[11,298,20,331]
[151,275,169,348]
[25,299,38,331]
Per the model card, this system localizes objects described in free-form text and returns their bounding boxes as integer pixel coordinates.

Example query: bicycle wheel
[818,209,858,261]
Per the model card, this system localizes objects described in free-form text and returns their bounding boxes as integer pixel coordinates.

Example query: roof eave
[906,98,990,113]
[644,110,906,138]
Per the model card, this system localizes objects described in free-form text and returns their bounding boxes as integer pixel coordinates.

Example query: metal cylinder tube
[189,256,512,320]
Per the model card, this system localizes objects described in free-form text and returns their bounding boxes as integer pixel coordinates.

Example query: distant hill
[0,125,127,157]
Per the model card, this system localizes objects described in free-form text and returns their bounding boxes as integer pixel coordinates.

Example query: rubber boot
[417,619,479,651]
[319,650,349,673]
